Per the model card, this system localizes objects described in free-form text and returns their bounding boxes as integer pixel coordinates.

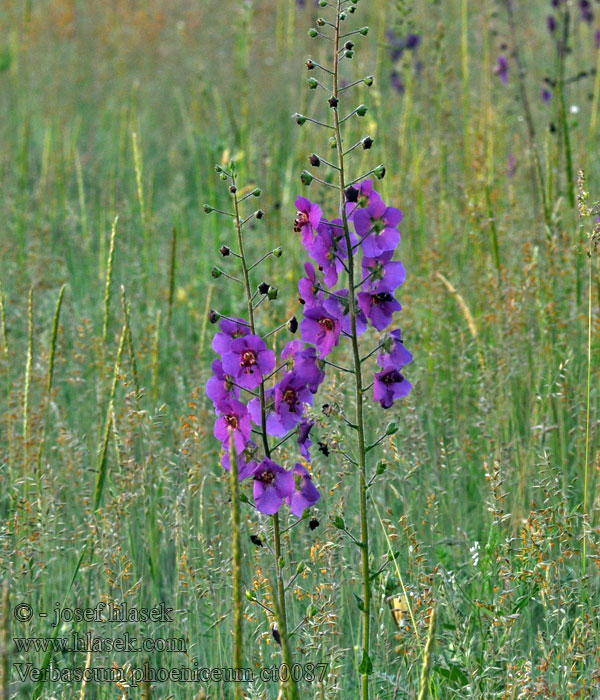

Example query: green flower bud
[211,266,223,279]
[376,460,387,475]
[296,562,306,574]
[301,170,313,186]
[374,164,386,179]
[385,422,398,436]
[356,104,368,117]
[364,75,374,86]
[308,77,319,89]
[293,113,307,126]
[203,204,214,213]
[329,136,337,149]
[339,11,347,20]
[252,187,262,197]
[344,49,354,59]
[360,26,369,36]
[308,28,318,38]
[267,286,279,300]
[245,589,257,601]
[273,246,283,257]
[333,515,345,530]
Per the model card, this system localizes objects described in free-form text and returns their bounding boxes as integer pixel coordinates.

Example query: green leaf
[353,592,365,612]
[358,650,373,675]
[435,663,468,686]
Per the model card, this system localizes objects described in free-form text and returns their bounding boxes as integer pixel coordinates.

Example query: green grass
[1,0,600,697]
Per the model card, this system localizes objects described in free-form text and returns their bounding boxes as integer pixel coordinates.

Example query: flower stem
[331,4,370,697]
[229,434,243,700]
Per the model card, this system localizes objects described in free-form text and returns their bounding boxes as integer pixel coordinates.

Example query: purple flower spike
[266,372,314,437]
[222,334,276,390]
[206,359,240,410]
[221,440,258,481]
[353,197,402,258]
[298,262,323,307]
[373,360,412,409]
[300,304,342,357]
[361,251,406,292]
[294,197,322,249]
[298,419,314,460]
[214,398,252,453]
[495,56,509,84]
[357,286,402,332]
[378,329,413,369]
[212,317,250,355]
[287,463,321,517]
[282,340,325,392]
[252,459,295,515]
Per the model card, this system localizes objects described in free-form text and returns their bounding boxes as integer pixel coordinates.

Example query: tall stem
[331,5,370,698]
[232,181,296,699]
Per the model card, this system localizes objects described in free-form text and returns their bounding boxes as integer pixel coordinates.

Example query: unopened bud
[301,170,313,186]
[328,95,339,108]
[308,28,318,38]
[376,460,387,475]
[333,515,345,530]
[316,17,325,26]
[296,562,306,574]
[293,113,307,125]
[374,164,386,179]
[362,136,374,149]
[345,41,354,50]
[364,75,374,87]
[229,185,237,194]
[255,209,264,219]
[308,77,318,89]
[288,316,298,333]
[245,589,257,601]
[219,245,230,256]
[211,266,223,278]
[345,185,359,203]
[258,281,270,295]
[344,49,354,59]
[267,286,278,300]
[306,58,315,70]
[252,187,261,197]
[273,246,283,257]
[309,153,321,167]
[359,26,369,35]
[203,204,214,213]
[356,104,368,117]
[209,309,219,324]
[385,422,398,436]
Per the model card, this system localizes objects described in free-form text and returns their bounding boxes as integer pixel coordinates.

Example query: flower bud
[309,517,319,531]
[252,187,261,197]
[306,58,315,70]
[359,26,369,35]
[340,11,347,20]
[229,184,237,194]
[220,173,227,181]
[245,589,257,601]
[293,113,307,125]
[318,0,327,6]
[219,245,230,256]
[250,534,263,547]
[356,104,368,117]
[203,204,214,213]
[308,77,318,89]
[364,75,374,87]
[328,95,339,108]
[376,460,387,475]
[362,136,374,149]
[301,170,313,186]
[258,281,270,295]
[296,562,306,574]
[309,153,321,167]
[345,185,359,202]
[345,41,355,50]
[385,421,398,436]
[267,286,278,300]
[209,309,219,324]
[307,604,318,617]
[329,136,337,149]
[255,209,264,219]
[374,164,386,179]
[214,165,223,173]
[316,17,325,26]
[273,246,283,257]
[288,316,298,333]
[308,28,318,38]
[344,49,354,59]
[333,515,345,530]
[211,266,223,278]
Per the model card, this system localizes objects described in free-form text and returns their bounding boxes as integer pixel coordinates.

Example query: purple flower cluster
[295,181,412,409]
[207,317,322,516]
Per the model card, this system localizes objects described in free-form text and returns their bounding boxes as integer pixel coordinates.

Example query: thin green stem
[332,4,370,698]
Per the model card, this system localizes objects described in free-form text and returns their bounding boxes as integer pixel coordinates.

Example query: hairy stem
[332,4,371,698]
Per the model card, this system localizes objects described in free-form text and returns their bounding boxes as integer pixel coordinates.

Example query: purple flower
[373,360,412,409]
[221,440,258,481]
[406,33,421,50]
[386,29,405,62]
[309,219,352,287]
[542,88,552,103]
[300,303,342,357]
[252,459,295,514]
[361,251,406,291]
[222,334,276,390]
[298,419,314,460]
[358,286,402,332]
[212,317,250,355]
[579,0,593,24]
[281,340,325,393]
[332,289,368,336]
[495,56,509,84]
[287,463,320,517]
[266,372,314,437]
[547,15,557,33]
[390,70,405,94]
[294,197,322,249]
[298,262,323,307]
[214,398,252,453]
[206,359,239,410]
[353,196,402,258]
[378,329,413,369]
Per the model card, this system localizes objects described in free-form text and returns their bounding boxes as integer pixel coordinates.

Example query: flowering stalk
[294,1,412,697]
[229,432,243,700]
[205,163,322,700]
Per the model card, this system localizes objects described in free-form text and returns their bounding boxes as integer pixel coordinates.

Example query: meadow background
[1,0,600,697]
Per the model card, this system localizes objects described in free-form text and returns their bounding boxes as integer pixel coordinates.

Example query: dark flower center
[240,350,258,372]
[256,469,275,485]
[294,210,309,233]
[319,317,335,332]
[381,370,403,386]
[226,414,239,429]
[283,388,300,412]
[373,292,394,305]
